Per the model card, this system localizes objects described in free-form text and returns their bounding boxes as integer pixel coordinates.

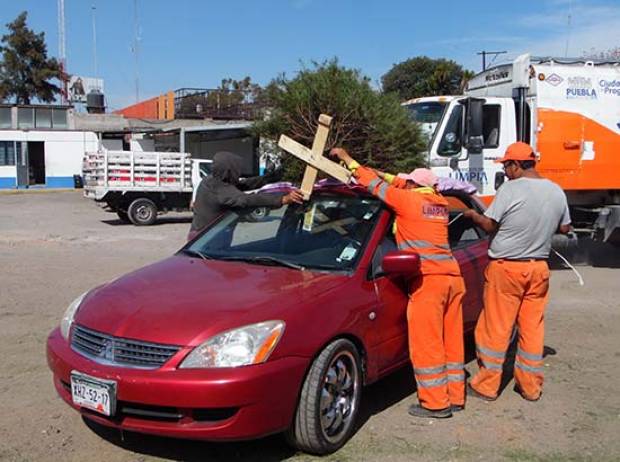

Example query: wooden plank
[278,135,351,183]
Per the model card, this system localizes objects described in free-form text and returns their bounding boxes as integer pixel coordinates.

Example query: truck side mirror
[463,98,485,154]
[495,171,505,190]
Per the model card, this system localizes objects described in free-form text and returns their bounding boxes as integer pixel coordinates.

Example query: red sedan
[47,184,488,455]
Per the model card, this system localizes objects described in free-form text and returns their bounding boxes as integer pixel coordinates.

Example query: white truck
[403,54,620,245]
[83,150,212,225]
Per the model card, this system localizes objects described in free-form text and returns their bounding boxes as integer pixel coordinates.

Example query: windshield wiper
[179,249,212,260]
[217,255,305,270]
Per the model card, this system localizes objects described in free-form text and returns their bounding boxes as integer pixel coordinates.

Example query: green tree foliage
[254,60,425,182]
[382,56,473,100]
[0,12,64,104]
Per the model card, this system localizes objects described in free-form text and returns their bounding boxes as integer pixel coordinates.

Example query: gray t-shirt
[485,177,571,259]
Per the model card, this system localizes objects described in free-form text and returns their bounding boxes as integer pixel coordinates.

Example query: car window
[446,195,486,248]
[370,218,397,278]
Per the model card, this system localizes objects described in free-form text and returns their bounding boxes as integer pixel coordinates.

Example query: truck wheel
[116,211,130,223]
[127,198,157,226]
[286,339,362,455]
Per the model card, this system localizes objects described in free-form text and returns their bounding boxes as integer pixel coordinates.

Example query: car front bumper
[46,327,308,441]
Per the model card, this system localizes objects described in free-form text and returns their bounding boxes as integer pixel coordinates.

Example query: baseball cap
[494,142,536,163]
[397,168,438,187]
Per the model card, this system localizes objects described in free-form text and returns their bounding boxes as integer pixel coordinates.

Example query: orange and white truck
[403,54,620,245]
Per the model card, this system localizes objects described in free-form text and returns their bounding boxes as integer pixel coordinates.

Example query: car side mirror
[381,251,421,276]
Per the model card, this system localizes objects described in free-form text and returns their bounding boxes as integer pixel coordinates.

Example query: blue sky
[2,0,619,110]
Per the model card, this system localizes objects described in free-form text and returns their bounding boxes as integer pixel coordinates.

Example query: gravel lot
[1,190,619,462]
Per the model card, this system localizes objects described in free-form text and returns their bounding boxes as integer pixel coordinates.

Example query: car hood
[75,255,349,346]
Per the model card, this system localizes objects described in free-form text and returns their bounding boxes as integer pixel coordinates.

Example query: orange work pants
[470,260,550,400]
[408,274,466,410]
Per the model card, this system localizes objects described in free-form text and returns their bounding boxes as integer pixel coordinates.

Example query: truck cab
[404,96,517,201]
[405,54,620,245]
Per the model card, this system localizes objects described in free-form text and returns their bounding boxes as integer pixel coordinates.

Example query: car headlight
[60,292,88,340]
[179,320,285,368]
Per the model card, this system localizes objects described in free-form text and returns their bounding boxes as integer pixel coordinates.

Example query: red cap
[494,142,536,163]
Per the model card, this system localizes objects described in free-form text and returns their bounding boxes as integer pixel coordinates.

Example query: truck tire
[127,198,157,226]
[116,210,130,223]
[285,339,362,455]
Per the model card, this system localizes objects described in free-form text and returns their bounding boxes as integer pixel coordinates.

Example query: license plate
[70,371,117,416]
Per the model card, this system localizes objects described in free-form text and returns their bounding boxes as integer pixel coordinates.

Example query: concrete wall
[0,130,99,188]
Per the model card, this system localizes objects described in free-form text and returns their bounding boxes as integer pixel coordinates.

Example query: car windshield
[184,194,383,272]
[405,101,448,145]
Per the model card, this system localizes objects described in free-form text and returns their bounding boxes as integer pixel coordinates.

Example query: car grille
[71,324,181,369]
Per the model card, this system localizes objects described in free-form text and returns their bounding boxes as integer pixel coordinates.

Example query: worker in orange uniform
[330,147,465,419]
[463,142,571,402]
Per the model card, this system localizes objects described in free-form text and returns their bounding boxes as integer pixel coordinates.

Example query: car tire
[116,210,130,223]
[247,206,270,222]
[286,338,362,455]
[127,198,157,226]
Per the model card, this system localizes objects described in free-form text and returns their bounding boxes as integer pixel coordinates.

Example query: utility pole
[477,50,507,71]
[57,0,67,104]
[132,0,140,103]
[91,4,98,79]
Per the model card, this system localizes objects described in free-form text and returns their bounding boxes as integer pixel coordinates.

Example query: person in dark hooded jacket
[189,151,303,239]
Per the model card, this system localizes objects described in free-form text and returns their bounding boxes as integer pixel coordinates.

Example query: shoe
[514,385,542,402]
[466,384,497,402]
[408,404,453,419]
[450,404,465,412]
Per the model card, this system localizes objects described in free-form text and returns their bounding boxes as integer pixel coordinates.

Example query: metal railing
[174,88,264,120]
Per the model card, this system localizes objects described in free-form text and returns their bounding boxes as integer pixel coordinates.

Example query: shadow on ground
[101,216,193,227]
[83,336,557,460]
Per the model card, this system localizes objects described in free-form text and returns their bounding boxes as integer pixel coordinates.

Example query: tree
[382,56,473,101]
[582,47,620,61]
[0,12,64,104]
[254,59,425,182]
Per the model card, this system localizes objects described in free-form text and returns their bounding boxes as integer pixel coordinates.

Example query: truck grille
[71,325,181,369]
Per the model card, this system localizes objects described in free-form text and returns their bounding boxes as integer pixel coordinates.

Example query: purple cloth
[437,177,477,194]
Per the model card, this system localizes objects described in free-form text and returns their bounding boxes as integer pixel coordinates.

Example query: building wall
[0,130,99,188]
[114,97,159,119]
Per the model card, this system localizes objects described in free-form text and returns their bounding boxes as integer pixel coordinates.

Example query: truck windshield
[405,101,448,145]
[184,194,383,272]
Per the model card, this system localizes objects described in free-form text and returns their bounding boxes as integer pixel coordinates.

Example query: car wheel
[116,210,130,223]
[247,206,270,222]
[127,198,157,226]
[286,338,362,455]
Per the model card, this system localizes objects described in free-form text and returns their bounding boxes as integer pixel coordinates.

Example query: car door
[446,194,489,331]
[366,220,411,373]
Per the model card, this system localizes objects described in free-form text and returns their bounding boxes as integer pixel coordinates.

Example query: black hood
[212,151,242,185]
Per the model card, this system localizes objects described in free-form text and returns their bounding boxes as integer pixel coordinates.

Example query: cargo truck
[403,54,620,245]
[83,150,212,225]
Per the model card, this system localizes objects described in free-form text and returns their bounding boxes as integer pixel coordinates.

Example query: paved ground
[1,191,619,462]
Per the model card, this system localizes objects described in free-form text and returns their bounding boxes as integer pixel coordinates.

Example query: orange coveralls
[355,167,466,410]
[469,260,549,400]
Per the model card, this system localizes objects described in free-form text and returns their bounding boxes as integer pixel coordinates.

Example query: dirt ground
[1,191,619,462]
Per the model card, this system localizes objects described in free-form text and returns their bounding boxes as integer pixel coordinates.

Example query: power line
[476,50,507,71]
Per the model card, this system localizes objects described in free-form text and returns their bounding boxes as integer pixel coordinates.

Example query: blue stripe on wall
[0,177,16,189]
[45,176,75,188]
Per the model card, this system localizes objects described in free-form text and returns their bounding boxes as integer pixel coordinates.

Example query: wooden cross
[278,114,352,200]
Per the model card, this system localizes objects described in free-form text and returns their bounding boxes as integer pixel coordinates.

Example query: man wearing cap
[463,142,571,402]
[330,147,466,419]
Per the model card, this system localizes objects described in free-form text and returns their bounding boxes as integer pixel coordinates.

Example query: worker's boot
[514,385,542,402]
[450,404,465,412]
[408,404,453,419]
[467,384,496,401]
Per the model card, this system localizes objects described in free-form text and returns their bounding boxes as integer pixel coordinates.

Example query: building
[0,104,98,189]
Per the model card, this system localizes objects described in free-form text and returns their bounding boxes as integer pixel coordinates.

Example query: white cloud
[513,1,620,57]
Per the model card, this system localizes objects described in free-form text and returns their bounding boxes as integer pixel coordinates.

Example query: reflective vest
[356,166,461,276]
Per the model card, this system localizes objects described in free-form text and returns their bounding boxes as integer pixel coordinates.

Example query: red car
[47,184,488,455]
